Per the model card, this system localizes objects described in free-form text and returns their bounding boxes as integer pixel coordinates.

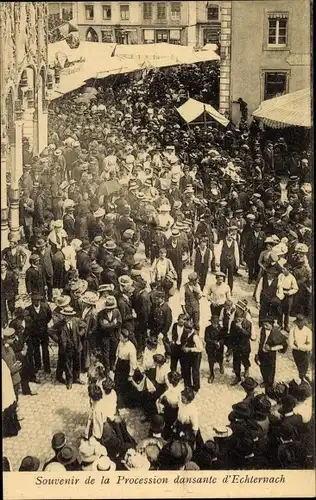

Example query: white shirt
[157,384,183,413]
[116,340,137,375]
[294,397,312,423]
[255,275,284,303]
[152,258,168,281]
[142,345,165,371]
[92,392,118,439]
[33,304,41,314]
[177,401,199,432]
[208,282,231,305]
[278,273,299,295]
[172,325,184,345]
[155,364,169,385]
[288,325,312,352]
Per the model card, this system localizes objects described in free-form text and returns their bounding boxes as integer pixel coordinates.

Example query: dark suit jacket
[63,214,76,241]
[229,318,252,353]
[1,270,18,299]
[25,265,47,296]
[34,247,54,280]
[26,302,52,337]
[101,268,119,289]
[57,317,86,354]
[149,303,172,337]
[244,230,266,259]
[97,308,122,338]
[117,295,135,331]
[258,327,287,359]
[76,250,92,279]
[132,289,151,328]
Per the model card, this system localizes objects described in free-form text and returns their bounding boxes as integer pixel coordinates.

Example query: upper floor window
[264,71,288,100]
[207,5,219,21]
[103,5,112,20]
[143,2,152,20]
[157,2,166,20]
[268,14,288,46]
[61,4,73,21]
[85,5,94,20]
[120,4,130,20]
[171,2,181,21]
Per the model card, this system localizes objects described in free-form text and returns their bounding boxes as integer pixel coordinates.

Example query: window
[86,27,99,42]
[144,29,155,42]
[103,5,112,20]
[143,3,152,20]
[61,4,73,21]
[207,5,219,21]
[156,30,168,42]
[85,5,94,20]
[171,2,181,21]
[102,30,113,42]
[120,4,129,20]
[268,15,288,46]
[264,72,287,100]
[157,2,166,20]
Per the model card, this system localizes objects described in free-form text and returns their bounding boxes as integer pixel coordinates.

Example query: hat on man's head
[231,402,252,419]
[280,395,297,414]
[98,284,114,293]
[213,426,233,438]
[188,272,198,282]
[44,462,66,472]
[35,239,46,249]
[103,240,117,251]
[150,414,165,434]
[95,456,116,471]
[246,214,256,220]
[57,445,79,466]
[118,275,134,289]
[81,291,99,306]
[54,295,71,308]
[2,327,15,339]
[31,293,43,301]
[14,307,29,318]
[215,271,226,278]
[52,432,66,451]
[241,377,258,392]
[60,306,77,316]
[19,456,40,471]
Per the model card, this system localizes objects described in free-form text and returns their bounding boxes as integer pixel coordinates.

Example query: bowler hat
[104,296,117,309]
[57,445,78,465]
[52,432,66,451]
[280,395,297,414]
[241,377,258,392]
[19,456,40,471]
[231,402,252,419]
[150,414,165,434]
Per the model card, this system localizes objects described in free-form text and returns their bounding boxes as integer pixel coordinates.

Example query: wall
[230,0,311,119]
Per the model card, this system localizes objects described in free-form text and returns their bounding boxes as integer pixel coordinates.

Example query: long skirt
[174,421,204,451]
[2,403,21,438]
[114,359,131,409]
[52,251,67,289]
[100,417,136,453]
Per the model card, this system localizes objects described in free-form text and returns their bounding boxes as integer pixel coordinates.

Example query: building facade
[49,2,199,46]
[227,0,311,121]
[0,3,49,248]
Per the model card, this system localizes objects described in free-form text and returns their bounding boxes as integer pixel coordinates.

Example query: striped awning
[252,88,311,128]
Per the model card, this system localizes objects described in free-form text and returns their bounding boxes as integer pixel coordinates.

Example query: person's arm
[128,344,137,377]
[214,241,223,267]
[92,405,104,441]
[255,277,263,304]
[162,307,173,336]
[25,269,32,295]
[187,334,203,353]
[299,327,312,352]
[234,241,240,269]
[190,408,199,433]
[225,285,232,302]
[258,251,266,270]
[288,275,299,296]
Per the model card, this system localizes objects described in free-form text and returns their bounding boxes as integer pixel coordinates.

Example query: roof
[176,98,229,127]
[252,88,311,128]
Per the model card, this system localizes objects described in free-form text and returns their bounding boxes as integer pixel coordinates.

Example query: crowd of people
[2,62,313,471]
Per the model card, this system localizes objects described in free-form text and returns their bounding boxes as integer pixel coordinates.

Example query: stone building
[0,2,49,248]
[228,0,311,122]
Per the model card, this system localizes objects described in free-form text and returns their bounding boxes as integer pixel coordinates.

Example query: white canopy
[252,88,311,128]
[176,98,229,127]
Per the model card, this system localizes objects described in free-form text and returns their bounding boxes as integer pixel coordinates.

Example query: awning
[252,88,311,128]
[176,98,229,127]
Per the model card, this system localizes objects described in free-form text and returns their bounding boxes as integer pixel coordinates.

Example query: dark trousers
[248,256,259,281]
[46,279,53,303]
[196,264,209,291]
[98,335,119,374]
[31,336,50,372]
[56,351,65,381]
[292,349,310,379]
[220,261,235,292]
[232,350,250,378]
[170,343,182,372]
[207,349,224,376]
[259,299,282,327]
[210,304,224,318]
[175,266,183,290]
[259,351,276,387]
[186,306,200,331]
[181,352,202,392]
[135,323,147,355]
[64,347,81,384]
[281,295,293,330]
[7,297,16,313]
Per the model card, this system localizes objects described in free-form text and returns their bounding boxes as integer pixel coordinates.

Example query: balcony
[142,17,184,26]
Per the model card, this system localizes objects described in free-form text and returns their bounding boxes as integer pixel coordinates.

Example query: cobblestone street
[3,244,302,471]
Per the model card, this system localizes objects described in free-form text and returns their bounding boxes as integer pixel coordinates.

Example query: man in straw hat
[56,306,86,390]
[229,303,252,386]
[96,295,122,375]
[80,291,99,372]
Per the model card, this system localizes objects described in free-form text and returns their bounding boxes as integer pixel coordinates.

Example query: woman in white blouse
[157,371,183,438]
[174,387,202,450]
[114,329,137,409]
